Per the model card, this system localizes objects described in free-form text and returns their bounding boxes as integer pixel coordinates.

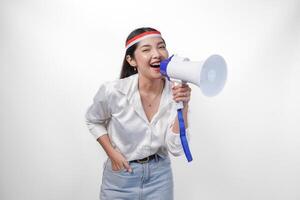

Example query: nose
[151,48,161,59]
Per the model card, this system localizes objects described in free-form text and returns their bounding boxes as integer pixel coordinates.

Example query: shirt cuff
[166,128,190,156]
[86,122,108,140]
[168,128,190,146]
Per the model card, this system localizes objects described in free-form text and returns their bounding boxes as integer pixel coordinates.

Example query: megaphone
[160,54,227,162]
[160,54,227,97]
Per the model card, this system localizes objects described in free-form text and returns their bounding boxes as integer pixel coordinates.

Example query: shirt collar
[115,74,173,123]
[114,74,138,100]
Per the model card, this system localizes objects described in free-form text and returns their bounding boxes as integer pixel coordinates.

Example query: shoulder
[110,74,137,92]
[96,74,138,98]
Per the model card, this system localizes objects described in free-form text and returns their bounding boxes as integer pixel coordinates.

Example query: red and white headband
[125,30,162,50]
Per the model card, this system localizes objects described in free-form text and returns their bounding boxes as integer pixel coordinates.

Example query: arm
[171,82,191,133]
[171,104,189,133]
[85,83,131,172]
[165,83,191,156]
[97,134,116,158]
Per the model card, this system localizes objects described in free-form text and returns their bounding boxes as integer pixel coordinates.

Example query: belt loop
[155,154,159,162]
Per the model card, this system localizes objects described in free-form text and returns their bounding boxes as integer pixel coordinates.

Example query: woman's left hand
[171,82,191,107]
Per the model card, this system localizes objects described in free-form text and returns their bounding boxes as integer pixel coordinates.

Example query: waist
[130,154,160,164]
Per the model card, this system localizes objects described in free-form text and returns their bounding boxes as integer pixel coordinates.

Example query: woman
[85,27,191,200]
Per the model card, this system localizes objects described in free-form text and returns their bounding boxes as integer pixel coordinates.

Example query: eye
[158,45,166,49]
[142,48,150,52]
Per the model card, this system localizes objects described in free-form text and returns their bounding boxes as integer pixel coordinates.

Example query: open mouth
[150,64,160,68]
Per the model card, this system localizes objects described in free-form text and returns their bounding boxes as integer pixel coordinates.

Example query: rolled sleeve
[165,106,191,156]
[85,83,111,140]
[166,127,191,156]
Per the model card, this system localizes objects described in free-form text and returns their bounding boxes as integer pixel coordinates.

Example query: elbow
[166,141,184,157]
[169,149,184,157]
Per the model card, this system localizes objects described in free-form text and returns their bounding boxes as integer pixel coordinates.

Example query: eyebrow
[139,41,165,48]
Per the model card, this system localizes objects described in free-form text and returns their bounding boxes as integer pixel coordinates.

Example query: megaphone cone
[160,54,227,97]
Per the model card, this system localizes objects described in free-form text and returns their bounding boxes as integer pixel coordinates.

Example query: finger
[178,83,189,88]
[173,93,190,100]
[172,82,176,88]
[112,161,124,171]
[173,93,185,99]
[172,85,179,91]
[173,86,189,93]
[173,91,190,99]
[173,97,190,103]
[123,161,132,173]
[180,83,188,88]
[172,83,186,90]
[172,89,185,96]
[171,82,181,90]
[112,163,119,171]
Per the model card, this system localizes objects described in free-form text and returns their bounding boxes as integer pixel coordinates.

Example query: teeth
[150,64,160,68]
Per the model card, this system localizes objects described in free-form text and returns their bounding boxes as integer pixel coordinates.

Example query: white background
[1,0,300,199]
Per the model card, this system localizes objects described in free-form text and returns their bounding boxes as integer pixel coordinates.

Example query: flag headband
[125,31,162,50]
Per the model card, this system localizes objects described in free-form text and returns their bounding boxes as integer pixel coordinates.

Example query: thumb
[123,161,132,173]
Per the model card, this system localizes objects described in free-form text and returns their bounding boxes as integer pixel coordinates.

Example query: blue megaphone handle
[177,108,193,162]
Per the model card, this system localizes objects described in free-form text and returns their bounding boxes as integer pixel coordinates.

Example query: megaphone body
[160,54,227,162]
[160,54,227,97]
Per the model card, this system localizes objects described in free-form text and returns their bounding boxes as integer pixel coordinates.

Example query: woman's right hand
[97,134,132,173]
[108,149,132,173]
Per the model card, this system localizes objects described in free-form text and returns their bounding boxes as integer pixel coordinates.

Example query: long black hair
[119,27,165,79]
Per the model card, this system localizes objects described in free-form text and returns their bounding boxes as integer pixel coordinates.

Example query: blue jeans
[100,155,174,200]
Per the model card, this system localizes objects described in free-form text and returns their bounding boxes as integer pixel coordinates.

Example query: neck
[138,76,165,94]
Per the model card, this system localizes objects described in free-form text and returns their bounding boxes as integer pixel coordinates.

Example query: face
[127,37,169,80]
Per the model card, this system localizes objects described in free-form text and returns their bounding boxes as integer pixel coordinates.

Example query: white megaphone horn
[160,54,227,101]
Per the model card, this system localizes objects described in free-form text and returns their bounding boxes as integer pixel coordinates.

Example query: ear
[126,55,137,67]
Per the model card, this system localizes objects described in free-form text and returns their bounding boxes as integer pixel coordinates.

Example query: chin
[153,74,163,80]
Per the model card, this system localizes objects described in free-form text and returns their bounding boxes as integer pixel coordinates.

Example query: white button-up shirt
[85,74,190,161]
